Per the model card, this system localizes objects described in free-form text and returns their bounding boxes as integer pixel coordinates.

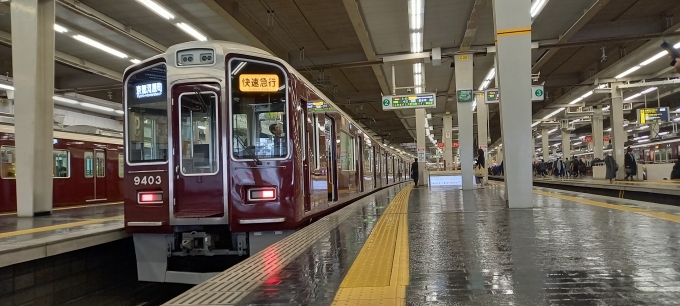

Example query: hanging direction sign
[382,93,437,110]
[457,90,473,103]
[638,107,669,124]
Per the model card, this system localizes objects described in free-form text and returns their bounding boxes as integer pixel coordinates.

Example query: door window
[53,150,69,178]
[85,152,94,178]
[180,92,219,175]
[96,151,105,177]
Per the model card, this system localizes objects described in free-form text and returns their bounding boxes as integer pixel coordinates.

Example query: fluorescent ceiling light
[0,84,14,91]
[675,117,680,122]
[659,131,669,136]
[627,129,633,132]
[573,142,582,145]
[484,68,496,81]
[615,66,640,79]
[530,0,548,18]
[53,96,78,104]
[640,87,657,94]
[531,121,541,128]
[115,110,124,114]
[633,135,648,140]
[54,24,68,33]
[638,139,650,143]
[624,93,642,101]
[136,0,175,20]
[536,135,542,138]
[176,22,207,41]
[130,59,141,64]
[80,102,114,112]
[639,125,649,130]
[548,128,557,133]
[73,35,128,58]
[197,125,206,130]
[640,51,668,66]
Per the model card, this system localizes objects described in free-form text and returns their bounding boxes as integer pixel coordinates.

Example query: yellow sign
[239,74,279,92]
[459,55,469,60]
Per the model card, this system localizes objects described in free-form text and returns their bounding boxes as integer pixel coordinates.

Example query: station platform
[0,202,126,268]
[165,182,680,305]
[490,175,680,205]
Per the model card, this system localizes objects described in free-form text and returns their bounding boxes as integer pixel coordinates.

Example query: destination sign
[381,93,436,110]
[307,100,333,112]
[638,107,669,124]
[239,74,279,92]
[485,89,499,104]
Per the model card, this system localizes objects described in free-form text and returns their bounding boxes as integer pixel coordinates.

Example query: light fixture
[136,0,175,19]
[176,22,207,41]
[478,68,496,91]
[0,84,15,91]
[130,59,141,64]
[115,110,124,114]
[640,87,657,94]
[615,66,640,79]
[638,139,650,143]
[659,131,669,136]
[73,35,128,58]
[530,0,548,18]
[198,125,206,130]
[80,102,114,112]
[569,90,594,105]
[573,141,582,145]
[54,24,68,33]
[639,125,649,130]
[53,96,78,104]
[531,121,541,128]
[548,128,557,133]
[640,51,668,66]
[627,129,633,132]
[542,108,565,120]
[633,135,648,141]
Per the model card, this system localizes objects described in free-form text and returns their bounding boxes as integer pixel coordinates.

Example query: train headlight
[248,187,277,201]
[137,191,163,204]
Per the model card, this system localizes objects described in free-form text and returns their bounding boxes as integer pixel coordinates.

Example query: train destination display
[381,93,436,110]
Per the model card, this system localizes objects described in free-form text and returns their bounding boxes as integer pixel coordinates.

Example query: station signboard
[638,107,669,124]
[382,93,436,110]
[485,89,499,104]
[457,90,473,103]
[483,85,545,103]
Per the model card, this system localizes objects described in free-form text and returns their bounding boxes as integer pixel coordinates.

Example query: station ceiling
[0,0,679,154]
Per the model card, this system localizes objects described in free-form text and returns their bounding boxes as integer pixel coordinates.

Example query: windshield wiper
[235,135,262,165]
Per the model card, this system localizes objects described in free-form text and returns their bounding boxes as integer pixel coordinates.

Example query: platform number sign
[532,85,545,101]
[134,175,162,185]
[382,98,390,107]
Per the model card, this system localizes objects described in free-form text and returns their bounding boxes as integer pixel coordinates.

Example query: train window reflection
[340,131,354,171]
[229,59,288,160]
[180,92,219,175]
[0,146,71,179]
[1,146,15,178]
[125,63,168,164]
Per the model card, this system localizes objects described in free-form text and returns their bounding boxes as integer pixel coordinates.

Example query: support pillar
[11,0,55,217]
[442,115,453,170]
[455,56,474,190]
[592,106,604,159]
[561,130,571,159]
[493,0,533,207]
[476,97,489,183]
[610,83,626,180]
[541,129,549,160]
[415,108,427,185]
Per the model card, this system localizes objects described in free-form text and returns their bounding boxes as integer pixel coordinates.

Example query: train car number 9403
[134,176,162,186]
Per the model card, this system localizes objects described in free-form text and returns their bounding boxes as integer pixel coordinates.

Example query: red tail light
[248,187,277,201]
[137,191,163,204]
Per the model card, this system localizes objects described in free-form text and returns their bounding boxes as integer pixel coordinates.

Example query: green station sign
[457,90,473,103]
[381,93,436,110]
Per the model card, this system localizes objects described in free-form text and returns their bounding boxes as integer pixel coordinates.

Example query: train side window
[364,143,372,173]
[118,154,124,178]
[53,150,69,178]
[180,92,219,175]
[340,131,354,171]
[312,114,320,169]
[1,146,15,178]
[85,152,94,178]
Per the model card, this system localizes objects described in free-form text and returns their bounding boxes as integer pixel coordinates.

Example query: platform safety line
[0,201,123,217]
[332,184,413,306]
[0,215,123,239]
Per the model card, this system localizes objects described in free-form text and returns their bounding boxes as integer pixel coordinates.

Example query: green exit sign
[457,90,473,103]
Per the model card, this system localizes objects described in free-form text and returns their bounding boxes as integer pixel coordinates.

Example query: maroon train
[123,41,411,283]
[0,124,124,213]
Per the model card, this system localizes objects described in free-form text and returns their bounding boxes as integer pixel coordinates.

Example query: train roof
[0,124,123,146]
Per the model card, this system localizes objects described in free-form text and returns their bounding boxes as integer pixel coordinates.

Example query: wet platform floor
[170,183,680,306]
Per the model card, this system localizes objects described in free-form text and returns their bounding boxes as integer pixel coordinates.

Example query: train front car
[124,41,301,284]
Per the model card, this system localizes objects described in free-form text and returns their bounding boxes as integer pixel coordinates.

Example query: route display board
[307,100,333,112]
[381,93,436,110]
[457,90,473,103]
[638,107,669,124]
[485,89,500,103]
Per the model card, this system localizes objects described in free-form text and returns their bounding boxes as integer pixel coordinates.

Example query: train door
[358,138,364,192]
[373,146,377,188]
[85,149,108,201]
[325,116,337,201]
[172,84,224,218]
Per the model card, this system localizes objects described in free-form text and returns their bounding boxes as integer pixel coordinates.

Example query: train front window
[179,92,219,175]
[125,63,168,164]
[229,59,288,160]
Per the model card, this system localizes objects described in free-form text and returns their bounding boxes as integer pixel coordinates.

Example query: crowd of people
[533,157,587,178]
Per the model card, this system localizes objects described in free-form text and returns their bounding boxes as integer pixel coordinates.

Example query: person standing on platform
[564,157,571,179]
[411,158,419,187]
[604,153,617,184]
[624,147,637,181]
[671,156,680,180]
[475,149,485,189]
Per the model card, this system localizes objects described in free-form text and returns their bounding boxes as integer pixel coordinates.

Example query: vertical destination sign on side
[382,93,437,110]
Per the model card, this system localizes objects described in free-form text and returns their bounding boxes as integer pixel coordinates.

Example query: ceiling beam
[459,0,488,53]
[200,0,289,60]
[0,30,123,81]
[58,0,167,53]
[341,0,414,143]
[532,0,612,73]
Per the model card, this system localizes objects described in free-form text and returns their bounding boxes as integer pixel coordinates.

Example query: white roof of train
[0,124,123,145]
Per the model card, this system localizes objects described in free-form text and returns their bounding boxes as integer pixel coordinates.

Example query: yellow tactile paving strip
[491,181,680,224]
[0,201,123,217]
[332,184,413,306]
[0,216,123,239]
